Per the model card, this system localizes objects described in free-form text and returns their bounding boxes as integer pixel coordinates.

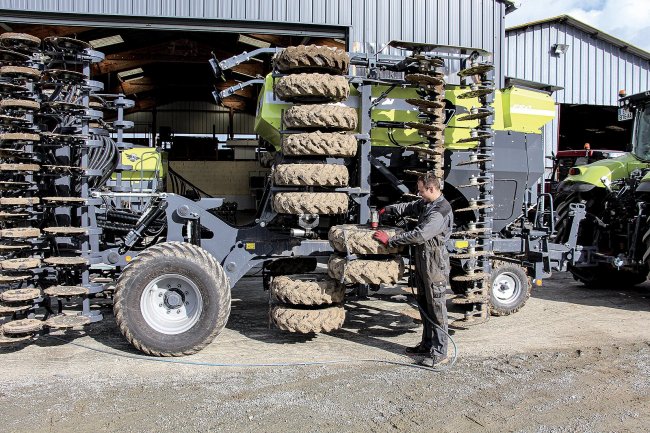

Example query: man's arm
[385,199,423,218]
[388,209,446,247]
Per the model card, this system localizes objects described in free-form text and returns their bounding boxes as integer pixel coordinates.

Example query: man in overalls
[373,173,453,367]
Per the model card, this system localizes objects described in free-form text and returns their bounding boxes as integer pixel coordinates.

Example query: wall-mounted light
[553,43,569,55]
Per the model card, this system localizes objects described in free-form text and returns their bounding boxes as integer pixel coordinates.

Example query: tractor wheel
[271,275,345,305]
[328,224,404,255]
[282,131,357,157]
[273,163,349,187]
[113,242,231,356]
[489,262,532,316]
[283,104,357,131]
[274,73,350,103]
[270,304,345,333]
[569,265,647,289]
[552,191,579,243]
[327,254,404,285]
[273,45,350,74]
[273,192,348,215]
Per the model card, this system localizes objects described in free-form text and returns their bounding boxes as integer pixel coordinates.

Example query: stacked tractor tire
[0,32,127,345]
[268,45,354,332]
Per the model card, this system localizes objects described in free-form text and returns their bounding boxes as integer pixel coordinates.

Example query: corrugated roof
[506,14,650,62]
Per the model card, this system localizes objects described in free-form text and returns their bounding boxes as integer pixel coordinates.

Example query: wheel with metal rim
[113,242,231,356]
[489,262,531,316]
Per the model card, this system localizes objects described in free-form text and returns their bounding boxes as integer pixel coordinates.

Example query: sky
[505,0,650,53]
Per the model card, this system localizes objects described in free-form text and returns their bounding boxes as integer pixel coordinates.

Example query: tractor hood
[560,153,650,191]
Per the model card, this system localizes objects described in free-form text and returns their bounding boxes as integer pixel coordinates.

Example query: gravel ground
[1,272,649,432]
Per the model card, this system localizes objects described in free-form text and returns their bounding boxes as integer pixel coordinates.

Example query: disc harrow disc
[456,158,492,167]
[42,197,87,204]
[458,63,494,77]
[451,228,492,237]
[45,314,91,329]
[405,121,445,133]
[458,181,491,188]
[2,318,43,334]
[43,36,91,53]
[0,114,31,126]
[0,287,40,302]
[41,165,85,174]
[0,163,40,172]
[0,274,32,284]
[0,258,41,270]
[457,111,493,122]
[405,73,445,86]
[0,211,30,219]
[452,272,489,282]
[0,132,39,142]
[41,101,86,113]
[449,251,492,259]
[0,99,40,111]
[0,65,41,80]
[0,82,29,95]
[42,69,86,84]
[0,49,31,64]
[0,33,41,51]
[0,181,32,190]
[0,332,31,344]
[406,98,446,109]
[0,302,31,315]
[406,145,445,156]
[40,132,87,146]
[452,295,488,304]
[408,54,446,67]
[455,204,493,212]
[43,227,88,235]
[44,285,89,297]
[44,256,89,266]
[0,197,39,206]
[0,244,30,251]
[457,87,494,99]
[456,133,493,144]
[0,227,40,238]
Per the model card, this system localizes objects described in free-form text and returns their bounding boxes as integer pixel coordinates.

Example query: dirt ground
[1,271,649,433]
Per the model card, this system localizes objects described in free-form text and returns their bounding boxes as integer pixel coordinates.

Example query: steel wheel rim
[140,274,202,335]
[492,271,521,306]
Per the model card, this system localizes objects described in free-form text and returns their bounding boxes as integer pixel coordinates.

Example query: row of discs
[450,60,497,324]
[403,52,447,182]
[0,33,100,344]
[267,45,355,332]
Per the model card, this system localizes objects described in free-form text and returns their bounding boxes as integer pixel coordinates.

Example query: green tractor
[554,91,650,287]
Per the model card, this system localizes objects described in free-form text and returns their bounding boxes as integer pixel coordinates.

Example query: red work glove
[373,230,390,246]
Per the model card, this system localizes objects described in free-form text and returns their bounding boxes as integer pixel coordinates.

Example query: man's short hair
[417,172,441,191]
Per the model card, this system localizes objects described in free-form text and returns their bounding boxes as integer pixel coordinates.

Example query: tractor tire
[273,163,349,187]
[327,254,404,285]
[569,265,647,289]
[265,257,317,276]
[273,192,348,215]
[282,131,357,157]
[271,275,345,305]
[274,73,350,103]
[270,304,345,333]
[274,45,350,74]
[113,242,231,356]
[552,191,578,243]
[283,104,357,131]
[328,224,404,255]
[489,261,532,316]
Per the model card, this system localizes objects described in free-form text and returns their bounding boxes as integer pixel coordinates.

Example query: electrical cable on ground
[42,334,450,372]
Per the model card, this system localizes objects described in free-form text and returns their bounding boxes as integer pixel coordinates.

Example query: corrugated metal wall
[506,22,650,106]
[0,0,508,85]
[124,101,255,135]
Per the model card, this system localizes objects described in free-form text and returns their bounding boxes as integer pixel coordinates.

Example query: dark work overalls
[385,195,453,358]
